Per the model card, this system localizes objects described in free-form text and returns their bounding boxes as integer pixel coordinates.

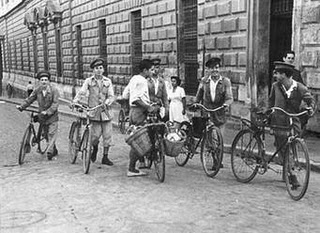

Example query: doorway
[269,0,293,86]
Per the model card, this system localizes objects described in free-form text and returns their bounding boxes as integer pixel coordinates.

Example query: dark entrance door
[269,0,293,87]
[182,0,198,95]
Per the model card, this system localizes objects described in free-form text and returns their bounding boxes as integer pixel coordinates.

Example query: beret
[205,57,221,68]
[90,58,105,69]
[36,70,51,80]
[274,61,294,71]
[151,58,161,66]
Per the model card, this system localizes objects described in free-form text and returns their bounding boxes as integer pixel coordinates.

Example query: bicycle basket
[125,126,152,157]
[164,132,186,157]
[192,117,207,138]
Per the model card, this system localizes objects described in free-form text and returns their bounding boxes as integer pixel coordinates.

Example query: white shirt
[282,79,297,98]
[210,76,222,102]
[152,77,159,95]
[127,74,150,106]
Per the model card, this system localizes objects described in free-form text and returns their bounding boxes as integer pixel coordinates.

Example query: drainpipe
[0,36,3,96]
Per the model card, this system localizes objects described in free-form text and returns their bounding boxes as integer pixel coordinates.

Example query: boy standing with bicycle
[17,71,60,160]
[269,61,315,166]
[73,58,114,166]
[195,57,233,168]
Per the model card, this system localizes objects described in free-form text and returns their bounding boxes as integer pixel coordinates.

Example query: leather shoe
[102,156,113,166]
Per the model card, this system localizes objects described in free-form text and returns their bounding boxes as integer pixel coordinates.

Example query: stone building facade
[0,0,320,131]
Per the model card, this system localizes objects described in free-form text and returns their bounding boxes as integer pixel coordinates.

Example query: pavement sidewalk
[1,96,320,173]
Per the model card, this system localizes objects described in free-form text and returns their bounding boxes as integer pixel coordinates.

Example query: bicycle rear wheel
[284,138,310,201]
[154,138,165,182]
[175,121,192,166]
[200,126,224,178]
[231,129,260,183]
[18,125,33,165]
[68,121,81,164]
[81,127,92,174]
[118,109,126,134]
[37,124,49,154]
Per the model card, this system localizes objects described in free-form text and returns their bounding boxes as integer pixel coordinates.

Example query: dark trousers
[128,106,147,171]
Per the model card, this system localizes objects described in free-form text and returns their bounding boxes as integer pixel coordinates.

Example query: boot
[91,145,98,163]
[101,147,113,166]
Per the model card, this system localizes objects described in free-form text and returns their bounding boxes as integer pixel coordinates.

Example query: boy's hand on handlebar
[16,105,23,112]
[306,107,314,116]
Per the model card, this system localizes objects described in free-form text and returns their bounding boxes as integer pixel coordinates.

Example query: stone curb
[1,96,320,173]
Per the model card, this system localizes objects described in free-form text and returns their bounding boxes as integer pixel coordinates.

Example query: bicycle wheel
[18,125,32,165]
[154,138,165,182]
[37,124,49,154]
[175,121,192,166]
[284,138,310,201]
[230,129,260,183]
[118,109,126,134]
[200,126,224,178]
[81,127,92,174]
[68,121,81,164]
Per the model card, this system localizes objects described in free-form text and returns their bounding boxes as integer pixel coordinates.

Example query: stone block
[210,20,222,33]
[154,16,163,27]
[238,17,247,31]
[144,18,153,28]
[158,29,167,39]
[205,37,215,49]
[198,8,204,20]
[301,50,317,67]
[231,0,246,13]
[204,5,216,18]
[163,14,172,26]
[216,36,230,49]
[199,24,205,35]
[302,26,320,44]
[224,53,237,66]
[306,72,320,88]
[302,5,320,24]
[149,5,158,15]
[167,28,176,38]
[158,2,167,13]
[149,30,158,40]
[154,43,163,52]
[231,35,246,48]
[223,18,238,32]
[217,2,231,16]
[238,52,246,67]
[167,0,176,11]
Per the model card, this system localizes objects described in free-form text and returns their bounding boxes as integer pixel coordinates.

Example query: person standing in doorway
[73,58,115,166]
[282,50,304,85]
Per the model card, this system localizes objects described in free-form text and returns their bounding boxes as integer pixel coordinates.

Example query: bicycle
[126,109,167,182]
[175,103,225,178]
[68,103,103,174]
[116,98,130,134]
[18,108,49,165]
[230,106,311,201]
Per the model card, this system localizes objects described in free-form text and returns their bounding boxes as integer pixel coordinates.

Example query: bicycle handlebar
[189,103,226,113]
[270,107,309,117]
[71,103,104,112]
[21,108,40,114]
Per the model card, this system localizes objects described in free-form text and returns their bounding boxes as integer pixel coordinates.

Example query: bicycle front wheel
[82,127,92,174]
[200,126,224,178]
[18,125,33,165]
[68,121,80,164]
[284,138,310,201]
[175,121,192,166]
[231,129,260,183]
[154,138,165,182]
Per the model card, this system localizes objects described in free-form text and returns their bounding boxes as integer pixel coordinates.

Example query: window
[55,29,63,77]
[76,25,83,79]
[131,10,142,75]
[99,19,107,76]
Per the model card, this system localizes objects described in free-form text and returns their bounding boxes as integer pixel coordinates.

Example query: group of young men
[16,50,315,180]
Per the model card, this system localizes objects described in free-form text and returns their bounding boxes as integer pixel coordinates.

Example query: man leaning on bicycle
[17,71,60,160]
[268,61,315,165]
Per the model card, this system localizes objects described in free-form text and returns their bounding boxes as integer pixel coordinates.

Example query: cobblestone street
[1,101,320,233]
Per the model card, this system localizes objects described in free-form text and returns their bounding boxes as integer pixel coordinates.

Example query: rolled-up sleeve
[73,79,89,103]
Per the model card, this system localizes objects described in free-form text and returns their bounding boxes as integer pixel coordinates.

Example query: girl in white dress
[168,76,188,128]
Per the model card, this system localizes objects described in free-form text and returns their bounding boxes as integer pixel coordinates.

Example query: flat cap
[205,57,221,68]
[151,58,161,66]
[36,70,51,80]
[90,58,105,69]
[274,61,294,71]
